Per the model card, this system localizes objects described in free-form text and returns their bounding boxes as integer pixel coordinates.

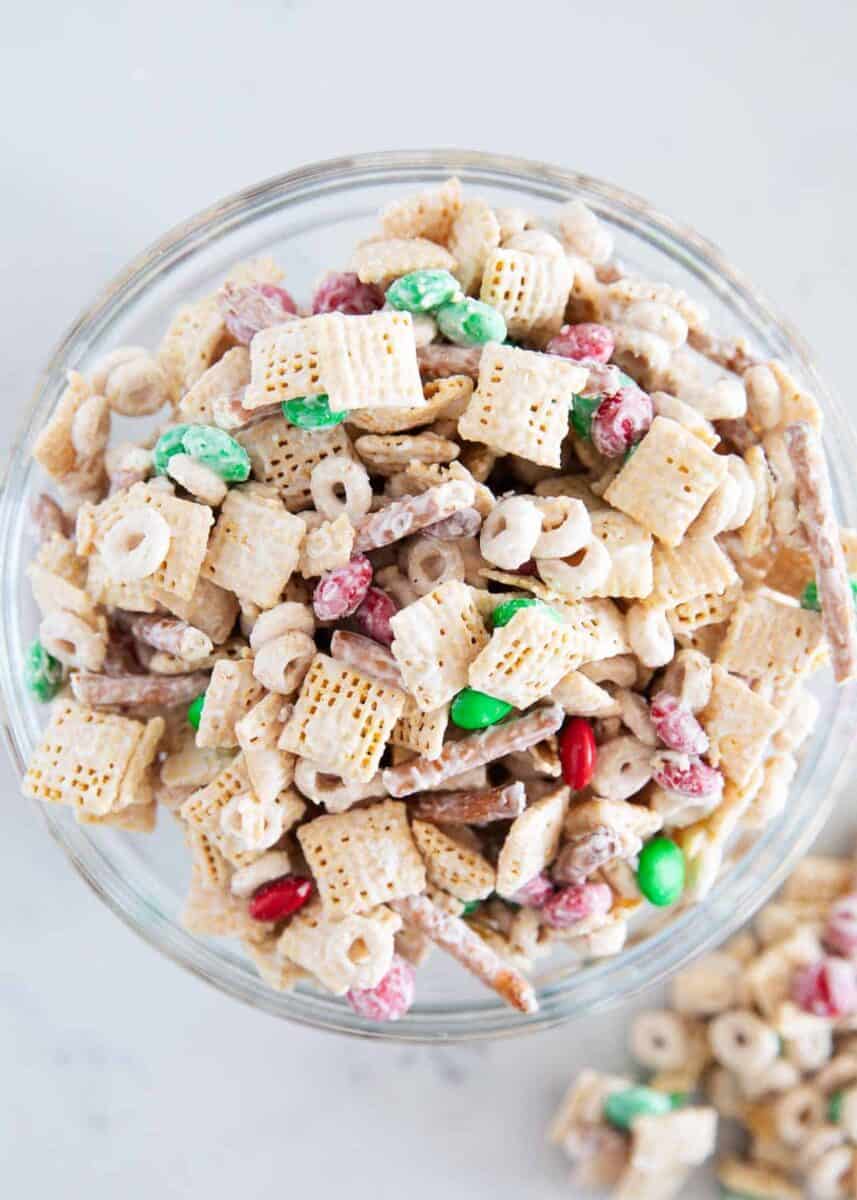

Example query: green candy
[570,393,601,440]
[490,597,561,629]
[800,577,857,613]
[450,687,513,730]
[187,693,206,731]
[181,425,251,482]
[153,424,193,475]
[637,837,686,907]
[603,1086,673,1130]
[386,269,461,314]
[829,1090,844,1123]
[461,901,481,917]
[282,395,347,429]
[25,640,63,702]
[668,1092,688,1109]
[435,298,506,347]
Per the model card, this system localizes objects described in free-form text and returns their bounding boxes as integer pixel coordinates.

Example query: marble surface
[3,2,857,1196]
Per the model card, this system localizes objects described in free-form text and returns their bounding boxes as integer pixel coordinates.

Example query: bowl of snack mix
[4,149,857,1040]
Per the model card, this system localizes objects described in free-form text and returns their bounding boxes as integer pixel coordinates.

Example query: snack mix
[551,852,857,1200]
[21,176,857,1022]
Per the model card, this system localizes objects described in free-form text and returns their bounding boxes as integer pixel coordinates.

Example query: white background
[2,2,856,1196]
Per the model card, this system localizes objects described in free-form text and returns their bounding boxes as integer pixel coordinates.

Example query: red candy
[546,323,615,364]
[542,881,613,930]
[514,559,539,576]
[651,751,723,799]
[352,586,398,646]
[825,895,857,956]
[248,875,313,922]
[792,957,857,1018]
[219,283,298,345]
[311,271,385,316]
[509,871,555,908]
[591,386,654,458]
[346,954,416,1022]
[423,506,483,541]
[650,691,709,755]
[559,717,597,790]
[313,555,373,622]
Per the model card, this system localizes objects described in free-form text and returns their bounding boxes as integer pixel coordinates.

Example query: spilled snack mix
[550,851,857,1199]
[21,176,857,1020]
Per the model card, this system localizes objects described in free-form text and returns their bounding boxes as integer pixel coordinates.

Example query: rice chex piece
[319,310,424,413]
[185,825,232,891]
[181,752,251,833]
[157,296,228,404]
[202,486,304,609]
[23,699,162,817]
[411,820,495,902]
[380,177,462,243]
[604,417,728,546]
[699,665,782,786]
[668,585,740,636]
[390,580,489,711]
[448,198,501,295]
[468,606,582,708]
[153,574,239,646]
[496,784,570,897]
[86,554,159,613]
[390,702,449,761]
[297,799,426,917]
[458,343,586,468]
[589,510,654,599]
[479,249,574,343]
[551,597,631,665]
[279,653,406,782]
[243,318,326,410]
[238,416,353,512]
[278,900,402,995]
[645,537,738,610]
[196,659,265,750]
[717,591,826,682]
[235,692,295,804]
[350,238,456,286]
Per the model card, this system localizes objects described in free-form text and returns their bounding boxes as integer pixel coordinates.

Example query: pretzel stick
[417,344,482,381]
[118,612,213,663]
[391,892,538,1014]
[212,390,281,431]
[786,421,857,683]
[103,627,145,677]
[353,479,475,553]
[31,493,72,542]
[70,671,210,708]
[330,630,405,690]
[409,781,526,825]
[382,704,564,797]
[687,328,758,375]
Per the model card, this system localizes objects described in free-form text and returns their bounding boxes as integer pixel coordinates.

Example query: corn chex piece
[551,669,620,717]
[479,248,574,343]
[380,177,462,243]
[196,659,265,750]
[645,537,739,609]
[390,702,449,761]
[24,699,163,817]
[699,665,781,787]
[468,606,582,708]
[157,296,228,404]
[604,417,728,546]
[551,597,631,665]
[668,584,740,636]
[280,653,406,782]
[154,574,239,646]
[28,542,96,621]
[86,553,159,613]
[238,416,353,512]
[76,481,213,602]
[178,346,250,424]
[348,374,473,435]
[350,237,457,286]
[278,899,402,995]
[630,1108,717,1171]
[235,693,294,804]
[390,580,489,712]
[448,198,502,295]
[589,510,654,599]
[297,799,425,917]
[185,825,232,891]
[202,486,304,609]
[181,752,251,833]
[411,820,495,902]
[78,800,157,832]
[496,784,570,897]
[717,591,826,682]
[459,343,586,468]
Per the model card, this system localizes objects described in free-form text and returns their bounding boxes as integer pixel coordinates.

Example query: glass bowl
[3,149,857,1042]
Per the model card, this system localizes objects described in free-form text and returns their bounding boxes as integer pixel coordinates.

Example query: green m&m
[800,577,857,613]
[490,597,561,630]
[603,1086,673,1130]
[181,426,251,482]
[187,693,206,731]
[450,687,513,730]
[282,395,347,429]
[570,394,601,440]
[435,298,506,347]
[637,837,686,907]
[25,640,63,702]
[386,269,460,314]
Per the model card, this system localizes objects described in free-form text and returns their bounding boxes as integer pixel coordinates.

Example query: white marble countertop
[3,2,857,1195]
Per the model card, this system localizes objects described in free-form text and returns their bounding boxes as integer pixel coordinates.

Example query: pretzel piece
[330,630,405,690]
[409,781,526,825]
[353,479,475,554]
[69,671,208,709]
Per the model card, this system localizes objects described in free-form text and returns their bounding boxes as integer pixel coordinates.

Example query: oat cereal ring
[502,229,566,258]
[39,610,107,672]
[293,758,386,814]
[536,539,612,600]
[630,1009,695,1072]
[90,346,169,417]
[70,393,110,459]
[626,603,674,669]
[557,199,614,265]
[590,736,653,802]
[220,791,285,853]
[101,507,172,581]
[659,649,712,713]
[709,1009,780,1075]
[166,453,228,506]
[310,455,372,522]
[479,496,543,570]
[230,849,293,897]
[806,1146,855,1199]
[772,1085,826,1148]
[402,536,465,595]
[252,630,315,695]
[248,601,315,650]
[532,496,592,559]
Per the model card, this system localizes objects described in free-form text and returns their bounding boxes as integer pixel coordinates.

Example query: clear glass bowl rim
[3,148,856,1042]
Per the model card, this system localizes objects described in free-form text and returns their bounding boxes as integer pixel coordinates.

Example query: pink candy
[792,957,857,1018]
[546,323,615,364]
[541,881,613,930]
[591,386,654,458]
[311,271,385,316]
[825,895,857,956]
[346,954,416,1022]
[352,586,398,647]
[651,751,723,799]
[509,871,555,908]
[650,691,709,755]
[219,282,298,345]
[423,506,483,541]
[313,556,373,622]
